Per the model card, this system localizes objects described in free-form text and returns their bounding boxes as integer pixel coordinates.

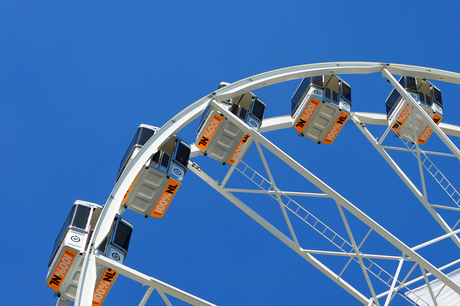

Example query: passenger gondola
[385,76,443,144]
[196,82,266,165]
[291,75,352,144]
[46,200,133,305]
[116,124,159,183]
[120,132,191,218]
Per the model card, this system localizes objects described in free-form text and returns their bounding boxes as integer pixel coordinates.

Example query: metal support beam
[95,255,216,306]
[381,67,460,162]
[351,113,460,249]
[188,163,372,305]
[210,99,460,296]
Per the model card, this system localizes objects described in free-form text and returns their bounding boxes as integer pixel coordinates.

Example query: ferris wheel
[47,62,460,306]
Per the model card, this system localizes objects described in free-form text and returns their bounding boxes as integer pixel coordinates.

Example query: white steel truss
[72,62,460,306]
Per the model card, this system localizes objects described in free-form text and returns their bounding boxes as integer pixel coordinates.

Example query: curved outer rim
[75,62,460,306]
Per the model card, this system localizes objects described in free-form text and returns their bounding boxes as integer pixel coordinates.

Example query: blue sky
[2,1,460,305]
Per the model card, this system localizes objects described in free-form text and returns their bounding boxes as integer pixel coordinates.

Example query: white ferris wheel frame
[72,62,460,306]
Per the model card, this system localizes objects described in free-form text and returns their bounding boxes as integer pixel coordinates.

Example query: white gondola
[116,124,160,183]
[46,200,133,305]
[385,76,443,144]
[121,132,191,218]
[291,75,352,144]
[196,82,266,165]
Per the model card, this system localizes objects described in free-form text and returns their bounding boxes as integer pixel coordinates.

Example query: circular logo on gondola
[112,253,121,261]
[410,94,417,99]
[249,120,257,127]
[313,89,321,95]
[174,168,182,176]
[71,235,80,242]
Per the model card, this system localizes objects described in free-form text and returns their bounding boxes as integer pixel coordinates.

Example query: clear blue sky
[2,1,460,305]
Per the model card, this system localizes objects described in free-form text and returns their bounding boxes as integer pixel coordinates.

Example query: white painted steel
[94,255,216,306]
[73,62,460,306]
[381,68,460,161]
[75,99,212,306]
[210,99,460,300]
[351,113,460,249]
[384,257,405,306]
[187,164,371,304]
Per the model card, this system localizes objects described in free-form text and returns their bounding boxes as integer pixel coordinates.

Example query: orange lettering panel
[92,269,118,306]
[391,103,410,133]
[197,114,223,151]
[432,113,442,125]
[323,112,349,145]
[294,99,320,133]
[47,248,77,292]
[418,125,433,145]
[151,180,180,218]
[418,113,443,145]
[228,134,250,165]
